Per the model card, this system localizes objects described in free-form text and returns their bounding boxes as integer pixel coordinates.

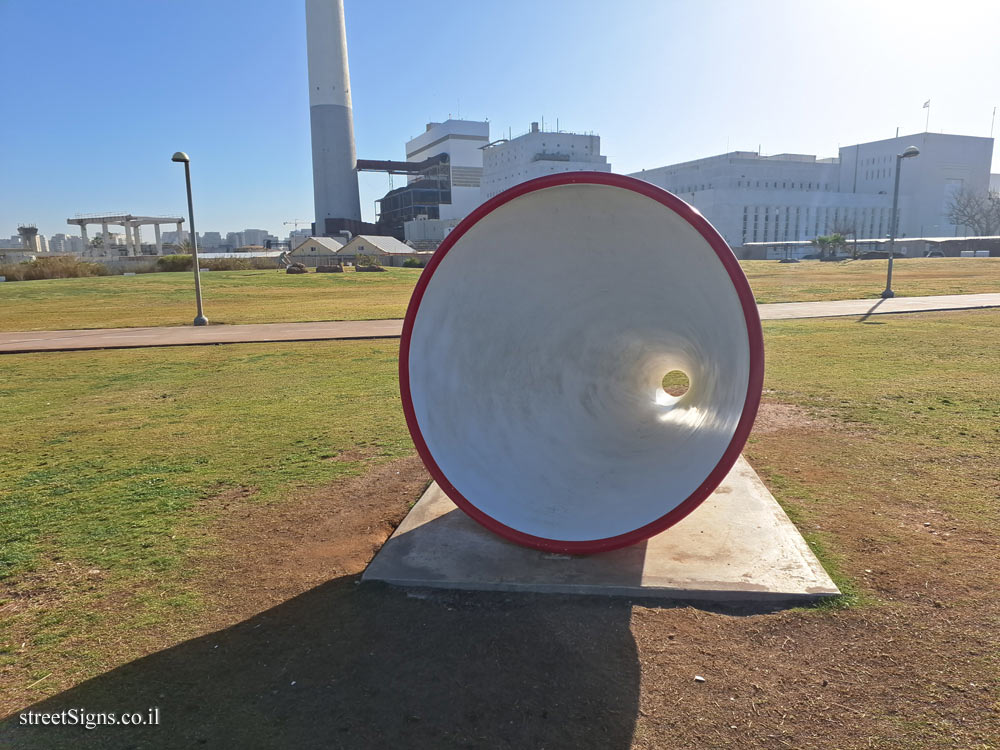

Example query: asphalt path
[1,292,998,354]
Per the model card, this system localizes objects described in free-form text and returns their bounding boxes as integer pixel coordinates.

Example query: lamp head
[171,151,190,163]
[901,146,920,159]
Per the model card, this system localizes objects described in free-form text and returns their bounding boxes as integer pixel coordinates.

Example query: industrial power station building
[375,119,490,242]
[630,132,994,252]
[480,122,611,200]
[379,119,612,244]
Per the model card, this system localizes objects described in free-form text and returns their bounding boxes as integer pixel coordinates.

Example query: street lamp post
[171,151,208,325]
[882,145,920,299]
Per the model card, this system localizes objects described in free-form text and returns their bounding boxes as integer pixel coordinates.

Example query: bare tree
[946,188,1000,236]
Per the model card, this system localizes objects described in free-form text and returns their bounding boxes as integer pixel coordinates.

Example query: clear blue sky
[3,0,999,240]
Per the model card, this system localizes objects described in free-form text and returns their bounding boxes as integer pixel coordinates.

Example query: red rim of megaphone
[399,171,764,554]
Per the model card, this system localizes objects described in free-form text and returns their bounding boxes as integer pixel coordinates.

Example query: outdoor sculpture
[400,172,763,554]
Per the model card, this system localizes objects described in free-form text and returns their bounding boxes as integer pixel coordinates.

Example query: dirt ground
[3,403,998,749]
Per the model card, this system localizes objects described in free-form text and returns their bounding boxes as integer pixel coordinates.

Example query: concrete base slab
[363,456,840,603]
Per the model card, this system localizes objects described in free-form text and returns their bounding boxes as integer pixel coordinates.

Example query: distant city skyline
[2,0,998,239]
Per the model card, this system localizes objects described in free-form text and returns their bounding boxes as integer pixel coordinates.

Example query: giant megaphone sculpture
[401,172,763,555]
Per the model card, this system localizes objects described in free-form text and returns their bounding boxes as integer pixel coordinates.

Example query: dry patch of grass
[742,256,1000,303]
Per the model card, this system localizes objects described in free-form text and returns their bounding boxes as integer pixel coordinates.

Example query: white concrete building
[161,230,189,246]
[240,228,271,247]
[839,132,993,238]
[392,119,489,243]
[406,119,489,222]
[481,122,611,201]
[199,232,223,249]
[631,132,994,250]
[288,228,312,249]
[48,233,85,254]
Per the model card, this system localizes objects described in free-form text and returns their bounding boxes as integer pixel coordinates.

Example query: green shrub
[0,257,111,282]
[155,255,277,272]
[203,258,251,271]
[156,254,194,272]
[402,257,425,268]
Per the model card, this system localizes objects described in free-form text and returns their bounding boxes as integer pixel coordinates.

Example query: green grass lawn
[0,341,411,583]
[0,340,413,695]
[748,310,1000,586]
[0,258,997,332]
[2,309,997,684]
[2,310,998,744]
[0,267,423,331]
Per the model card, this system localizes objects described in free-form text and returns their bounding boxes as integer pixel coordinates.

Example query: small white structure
[338,234,418,266]
[403,215,459,246]
[480,122,611,201]
[289,236,346,265]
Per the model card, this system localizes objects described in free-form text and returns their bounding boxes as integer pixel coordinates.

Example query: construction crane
[283,219,313,252]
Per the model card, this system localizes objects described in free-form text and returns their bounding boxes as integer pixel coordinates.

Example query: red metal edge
[399,171,764,555]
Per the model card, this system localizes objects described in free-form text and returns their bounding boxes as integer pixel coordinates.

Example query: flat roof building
[631,132,994,249]
[378,119,489,242]
[481,122,611,201]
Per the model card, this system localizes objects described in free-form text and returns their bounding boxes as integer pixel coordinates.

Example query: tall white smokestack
[305,0,362,233]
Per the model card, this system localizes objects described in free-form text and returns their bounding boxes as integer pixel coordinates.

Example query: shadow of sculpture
[2,577,640,749]
[368,503,651,594]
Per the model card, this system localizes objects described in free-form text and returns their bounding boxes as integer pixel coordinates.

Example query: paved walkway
[756,292,1000,320]
[2,292,998,354]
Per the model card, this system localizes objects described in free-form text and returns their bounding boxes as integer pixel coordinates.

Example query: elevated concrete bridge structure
[67,213,186,257]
